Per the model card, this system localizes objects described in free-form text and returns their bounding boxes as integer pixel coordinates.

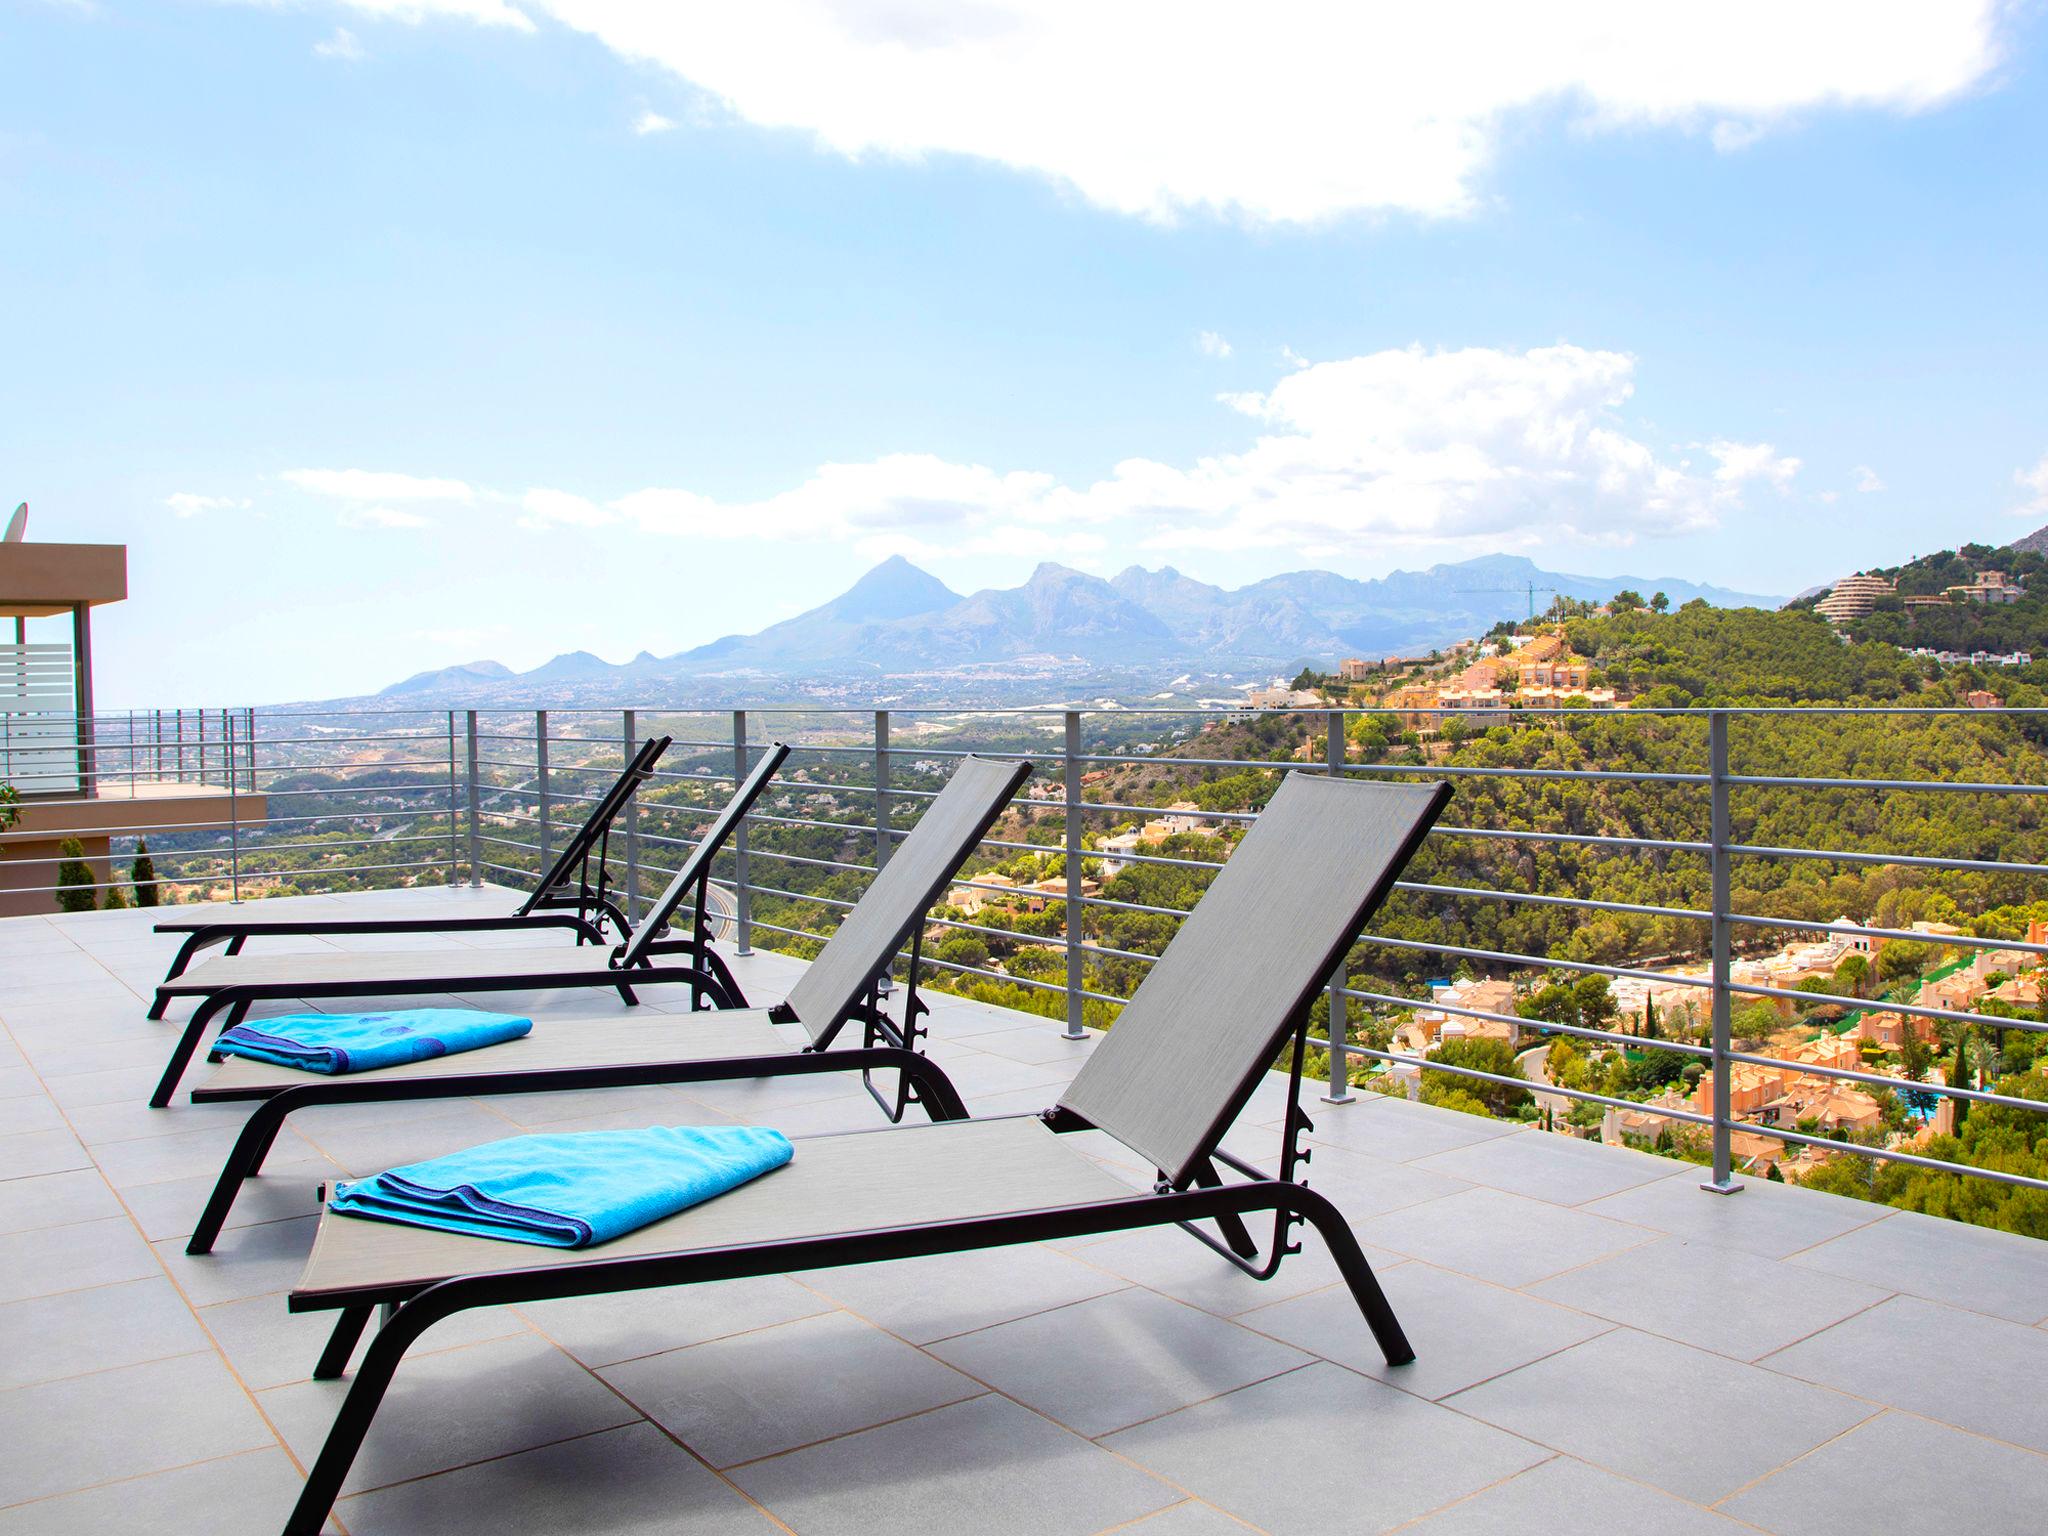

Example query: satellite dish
[2,503,22,542]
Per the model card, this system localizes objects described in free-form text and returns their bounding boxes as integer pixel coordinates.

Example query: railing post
[872,710,891,872]
[534,710,552,881]
[872,710,892,995]
[445,712,460,886]
[622,710,641,921]
[226,709,242,904]
[1702,708,1740,1194]
[1323,709,1352,1102]
[1063,710,1085,1040]
[464,710,482,889]
[733,710,753,955]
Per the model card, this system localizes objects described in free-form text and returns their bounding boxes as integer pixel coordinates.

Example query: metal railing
[6,699,2045,1206]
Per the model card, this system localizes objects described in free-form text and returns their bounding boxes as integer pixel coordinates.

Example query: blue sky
[4,1,2046,703]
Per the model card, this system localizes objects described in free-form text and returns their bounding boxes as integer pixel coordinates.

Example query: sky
[4,1,2047,704]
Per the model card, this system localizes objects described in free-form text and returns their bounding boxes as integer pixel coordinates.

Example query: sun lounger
[274,769,1450,1534]
[149,734,673,1012]
[176,754,1035,1251]
[145,741,795,1107]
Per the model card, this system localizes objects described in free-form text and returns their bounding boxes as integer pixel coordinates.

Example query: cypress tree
[1950,1029,1970,1133]
[54,837,98,913]
[131,840,160,907]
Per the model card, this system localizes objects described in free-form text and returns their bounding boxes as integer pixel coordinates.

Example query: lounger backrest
[616,742,793,969]
[1057,773,1449,1188]
[517,734,672,916]
[784,754,1032,1043]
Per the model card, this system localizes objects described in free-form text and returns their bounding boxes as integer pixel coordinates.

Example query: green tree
[1423,1036,1532,1118]
[1834,952,1872,999]
[1950,1029,1971,1133]
[1650,591,1670,613]
[131,839,160,908]
[1610,589,1646,612]
[54,837,98,913]
[1879,941,1934,984]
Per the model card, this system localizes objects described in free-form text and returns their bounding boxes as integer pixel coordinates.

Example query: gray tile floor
[3,885,2047,1534]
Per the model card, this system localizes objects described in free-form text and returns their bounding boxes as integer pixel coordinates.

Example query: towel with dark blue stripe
[213,1008,532,1075]
[328,1125,795,1247]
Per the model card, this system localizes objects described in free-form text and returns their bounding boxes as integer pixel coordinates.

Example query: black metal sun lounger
[274,770,1450,1534]
[177,754,1034,1253]
[145,741,794,1108]
[149,733,673,1011]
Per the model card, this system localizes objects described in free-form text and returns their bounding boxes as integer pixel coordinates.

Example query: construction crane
[1455,580,1559,620]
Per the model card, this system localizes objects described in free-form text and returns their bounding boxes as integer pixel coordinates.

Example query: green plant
[54,837,98,913]
[131,839,160,907]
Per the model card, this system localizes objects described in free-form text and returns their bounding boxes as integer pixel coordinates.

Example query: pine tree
[54,838,98,913]
[131,840,159,907]
[1766,1162,1786,1183]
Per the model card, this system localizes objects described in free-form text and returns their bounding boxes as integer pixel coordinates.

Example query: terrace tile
[731,1392,1177,1536]
[1103,1362,1550,1534]
[1446,1328,1875,1503]
[1719,1411,2048,1536]
[599,1309,980,1468]
[929,1288,1312,1436]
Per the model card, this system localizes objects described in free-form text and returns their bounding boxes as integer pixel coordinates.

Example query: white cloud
[1853,464,1886,492]
[2016,453,2048,516]
[632,109,677,136]
[1709,119,1768,153]
[314,26,366,61]
[1197,331,1232,359]
[1707,439,1800,488]
[283,468,475,502]
[337,0,532,31]
[339,505,432,529]
[164,492,250,518]
[336,1,2007,224]
[501,343,1796,560]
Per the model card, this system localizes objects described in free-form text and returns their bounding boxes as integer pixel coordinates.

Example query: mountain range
[377,553,1776,699]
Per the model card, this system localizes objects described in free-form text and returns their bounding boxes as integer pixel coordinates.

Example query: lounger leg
[146,988,174,1021]
[615,982,638,1006]
[149,1019,209,1108]
[186,1097,296,1254]
[312,1307,371,1381]
[902,1055,969,1122]
[1186,1160,1261,1260]
[225,935,247,956]
[701,948,749,1010]
[1287,1185,1413,1366]
[151,996,238,1108]
[288,1290,453,1535]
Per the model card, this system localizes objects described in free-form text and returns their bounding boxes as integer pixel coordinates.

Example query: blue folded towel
[328,1125,795,1247]
[213,1008,532,1075]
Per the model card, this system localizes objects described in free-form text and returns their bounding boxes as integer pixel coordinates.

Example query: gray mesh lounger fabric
[782,754,1030,1042]
[295,1115,1136,1303]
[162,743,794,999]
[171,945,620,992]
[1056,774,1449,1188]
[195,1012,794,1097]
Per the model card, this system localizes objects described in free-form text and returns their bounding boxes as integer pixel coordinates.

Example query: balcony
[2,703,2047,1530]
[3,884,2046,1532]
